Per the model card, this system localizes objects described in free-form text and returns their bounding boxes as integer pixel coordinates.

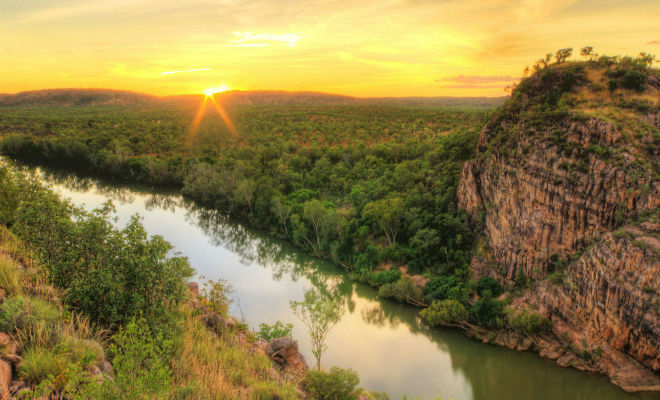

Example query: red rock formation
[457,63,660,391]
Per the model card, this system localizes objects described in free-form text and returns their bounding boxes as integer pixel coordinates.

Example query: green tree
[303,199,329,253]
[290,289,344,371]
[362,197,404,246]
[257,321,294,341]
[420,299,468,328]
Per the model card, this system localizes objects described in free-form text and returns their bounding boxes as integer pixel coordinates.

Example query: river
[35,169,655,400]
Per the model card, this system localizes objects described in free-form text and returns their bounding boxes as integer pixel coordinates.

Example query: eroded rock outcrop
[457,62,660,391]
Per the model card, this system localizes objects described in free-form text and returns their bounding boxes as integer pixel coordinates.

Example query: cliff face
[458,61,660,391]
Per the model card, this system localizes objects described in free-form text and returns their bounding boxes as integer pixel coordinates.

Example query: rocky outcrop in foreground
[457,62,660,392]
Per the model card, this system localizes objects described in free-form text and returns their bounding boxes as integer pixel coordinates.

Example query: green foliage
[201,278,233,315]
[378,277,425,306]
[514,269,530,289]
[0,105,482,283]
[302,367,360,400]
[506,308,552,335]
[362,197,405,246]
[469,290,505,329]
[370,269,402,287]
[257,321,294,341]
[475,276,501,297]
[104,318,173,399]
[621,70,647,91]
[424,273,467,303]
[0,164,194,329]
[290,289,344,371]
[420,300,468,327]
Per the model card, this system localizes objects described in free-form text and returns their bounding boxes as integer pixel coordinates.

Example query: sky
[1,0,658,97]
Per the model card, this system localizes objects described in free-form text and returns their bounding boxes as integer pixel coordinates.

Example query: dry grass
[171,307,300,400]
[0,256,22,296]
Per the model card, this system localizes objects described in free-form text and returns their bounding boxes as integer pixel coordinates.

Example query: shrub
[201,278,233,316]
[378,277,425,306]
[257,321,293,341]
[621,70,647,91]
[506,308,552,335]
[420,300,468,328]
[424,275,462,302]
[105,318,173,399]
[475,276,501,297]
[469,290,505,329]
[371,269,401,287]
[607,79,618,92]
[302,367,360,400]
[10,190,194,329]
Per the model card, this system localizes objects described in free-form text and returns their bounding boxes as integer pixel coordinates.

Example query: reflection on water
[36,168,655,400]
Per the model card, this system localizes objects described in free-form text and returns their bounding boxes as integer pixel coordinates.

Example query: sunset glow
[204,84,231,96]
[1,1,658,97]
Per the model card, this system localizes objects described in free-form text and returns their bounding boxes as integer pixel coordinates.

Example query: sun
[203,83,231,96]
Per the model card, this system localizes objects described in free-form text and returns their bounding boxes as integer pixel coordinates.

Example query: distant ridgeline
[0,49,658,393]
[0,88,504,108]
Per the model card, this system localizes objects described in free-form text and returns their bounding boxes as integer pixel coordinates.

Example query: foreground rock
[265,337,308,374]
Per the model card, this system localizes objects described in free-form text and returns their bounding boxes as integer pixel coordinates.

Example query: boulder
[516,337,533,351]
[539,343,564,360]
[0,333,9,347]
[202,313,231,333]
[252,338,268,355]
[265,337,308,373]
[0,360,10,399]
[2,354,21,364]
[557,354,577,368]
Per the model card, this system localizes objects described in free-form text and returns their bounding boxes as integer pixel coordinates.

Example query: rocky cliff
[458,60,660,391]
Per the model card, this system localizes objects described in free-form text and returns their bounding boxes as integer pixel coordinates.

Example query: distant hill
[0,88,158,107]
[0,88,505,109]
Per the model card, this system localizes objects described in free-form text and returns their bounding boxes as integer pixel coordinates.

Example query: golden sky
[1,0,658,97]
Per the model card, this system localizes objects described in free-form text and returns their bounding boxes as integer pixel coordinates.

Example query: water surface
[37,170,655,400]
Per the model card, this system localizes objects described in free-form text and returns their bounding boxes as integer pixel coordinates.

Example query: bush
[420,300,468,327]
[475,276,501,297]
[104,318,173,399]
[257,321,293,341]
[378,277,425,305]
[12,197,194,329]
[607,79,619,92]
[302,367,360,400]
[371,270,401,287]
[621,70,647,91]
[469,290,505,329]
[506,308,552,335]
